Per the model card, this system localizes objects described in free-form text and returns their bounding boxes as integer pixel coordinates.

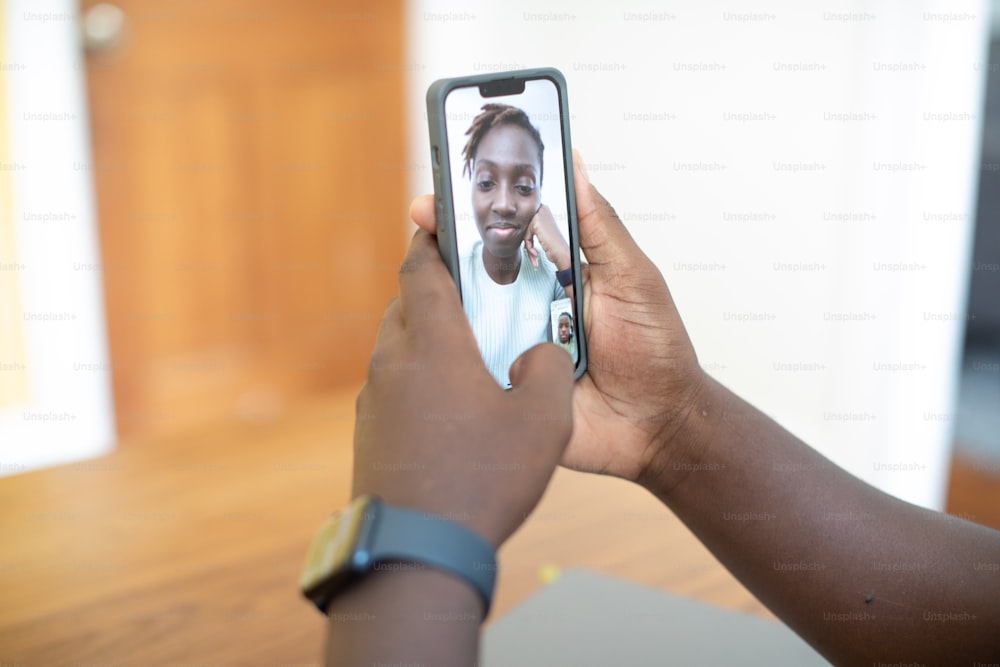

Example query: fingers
[525,240,539,268]
[572,150,644,267]
[522,215,538,267]
[408,195,437,234]
[397,229,465,335]
[507,343,574,440]
[523,233,535,254]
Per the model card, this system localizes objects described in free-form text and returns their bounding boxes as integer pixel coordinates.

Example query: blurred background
[2,0,407,464]
[407,0,999,515]
[6,0,996,511]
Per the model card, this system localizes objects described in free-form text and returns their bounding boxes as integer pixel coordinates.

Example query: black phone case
[425,67,587,380]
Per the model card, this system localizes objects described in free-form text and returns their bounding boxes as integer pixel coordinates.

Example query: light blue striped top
[461,241,565,388]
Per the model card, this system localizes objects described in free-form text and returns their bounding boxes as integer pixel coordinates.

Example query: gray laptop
[482,568,829,666]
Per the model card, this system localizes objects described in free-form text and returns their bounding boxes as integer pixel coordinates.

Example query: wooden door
[82,0,406,440]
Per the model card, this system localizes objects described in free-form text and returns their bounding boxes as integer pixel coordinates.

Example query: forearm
[325,566,482,667]
[642,374,1000,665]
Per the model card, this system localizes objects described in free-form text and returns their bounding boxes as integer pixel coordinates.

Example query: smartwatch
[556,266,573,288]
[299,495,497,615]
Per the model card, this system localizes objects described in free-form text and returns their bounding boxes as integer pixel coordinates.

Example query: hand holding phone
[426,68,587,389]
[524,204,571,272]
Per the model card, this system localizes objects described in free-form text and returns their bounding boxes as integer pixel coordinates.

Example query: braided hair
[461,103,544,182]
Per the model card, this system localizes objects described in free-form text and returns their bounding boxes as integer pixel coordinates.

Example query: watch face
[300,496,376,596]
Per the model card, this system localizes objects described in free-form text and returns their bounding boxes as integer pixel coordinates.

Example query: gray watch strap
[368,502,497,614]
[556,266,573,287]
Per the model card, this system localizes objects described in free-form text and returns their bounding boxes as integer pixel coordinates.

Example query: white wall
[0,0,115,475]
[407,0,990,510]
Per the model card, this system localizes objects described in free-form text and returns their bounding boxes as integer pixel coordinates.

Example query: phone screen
[441,78,579,388]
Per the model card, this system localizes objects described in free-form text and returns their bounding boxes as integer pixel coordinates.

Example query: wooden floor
[945,452,1000,531]
[1,384,997,666]
[0,386,764,666]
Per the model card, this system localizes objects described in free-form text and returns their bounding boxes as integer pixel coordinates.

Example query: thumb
[507,343,574,433]
[572,150,646,268]
[408,194,437,234]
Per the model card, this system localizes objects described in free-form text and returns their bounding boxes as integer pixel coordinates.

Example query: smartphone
[426,67,587,389]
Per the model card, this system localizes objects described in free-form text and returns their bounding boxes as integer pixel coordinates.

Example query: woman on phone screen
[460,103,574,388]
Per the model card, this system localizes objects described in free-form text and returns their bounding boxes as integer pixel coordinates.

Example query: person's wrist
[326,565,485,624]
[636,369,717,499]
[427,504,506,551]
[553,247,571,271]
[356,490,506,550]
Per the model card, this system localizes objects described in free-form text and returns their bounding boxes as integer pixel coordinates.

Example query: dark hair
[461,103,544,182]
[557,312,574,340]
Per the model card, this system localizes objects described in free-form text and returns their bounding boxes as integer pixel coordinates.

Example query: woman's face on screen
[471,124,542,259]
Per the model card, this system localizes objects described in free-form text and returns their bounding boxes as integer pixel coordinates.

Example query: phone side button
[435,199,446,234]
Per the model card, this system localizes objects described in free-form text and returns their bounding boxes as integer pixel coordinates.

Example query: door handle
[82,3,126,54]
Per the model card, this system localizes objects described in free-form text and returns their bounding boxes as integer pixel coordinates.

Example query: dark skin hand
[325,229,574,667]
[414,151,702,482]
[406,151,1000,666]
